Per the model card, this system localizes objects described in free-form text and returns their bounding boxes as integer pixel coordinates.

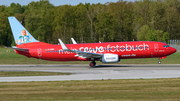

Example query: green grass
[0,78,180,101]
[1,48,180,64]
[0,71,71,77]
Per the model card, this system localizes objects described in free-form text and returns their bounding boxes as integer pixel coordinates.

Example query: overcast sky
[1,0,136,6]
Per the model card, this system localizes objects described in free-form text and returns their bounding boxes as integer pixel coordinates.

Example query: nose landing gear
[158,56,167,64]
[89,61,96,67]
[158,60,161,64]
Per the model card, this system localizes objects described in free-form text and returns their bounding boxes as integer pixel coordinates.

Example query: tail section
[8,17,39,46]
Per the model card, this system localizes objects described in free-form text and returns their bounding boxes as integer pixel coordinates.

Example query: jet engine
[101,54,120,63]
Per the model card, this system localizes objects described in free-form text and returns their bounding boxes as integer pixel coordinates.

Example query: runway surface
[0,64,180,82]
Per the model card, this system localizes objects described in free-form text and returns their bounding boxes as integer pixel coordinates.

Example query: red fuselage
[15,41,176,62]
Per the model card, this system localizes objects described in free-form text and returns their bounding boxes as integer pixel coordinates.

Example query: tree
[137,24,169,42]
[148,0,165,30]
[137,25,150,41]
[73,3,89,43]
[1,0,179,46]
[108,1,133,41]
[24,0,54,42]
[133,0,151,40]
[5,3,24,15]
[163,32,170,43]
[163,0,180,39]
[85,3,96,41]
[0,9,11,46]
[52,5,75,44]
[95,12,116,42]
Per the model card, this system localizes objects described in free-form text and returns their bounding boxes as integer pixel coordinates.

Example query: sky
[0,0,135,6]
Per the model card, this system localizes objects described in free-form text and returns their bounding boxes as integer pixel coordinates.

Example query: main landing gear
[89,61,96,67]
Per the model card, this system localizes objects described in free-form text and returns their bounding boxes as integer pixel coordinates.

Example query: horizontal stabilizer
[6,47,28,51]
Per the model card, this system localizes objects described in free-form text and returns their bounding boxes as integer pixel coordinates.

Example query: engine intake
[101,54,120,63]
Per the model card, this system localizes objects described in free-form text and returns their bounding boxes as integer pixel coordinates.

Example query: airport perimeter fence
[169,40,180,50]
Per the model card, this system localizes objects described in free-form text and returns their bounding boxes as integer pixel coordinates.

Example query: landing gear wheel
[94,61,96,66]
[158,61,161,64]
[89,61,96,67]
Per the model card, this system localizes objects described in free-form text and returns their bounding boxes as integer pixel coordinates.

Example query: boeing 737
[8,17,177,67]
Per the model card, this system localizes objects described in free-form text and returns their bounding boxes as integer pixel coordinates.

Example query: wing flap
[73,51,102,58]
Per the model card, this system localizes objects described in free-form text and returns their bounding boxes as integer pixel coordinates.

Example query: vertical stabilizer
[8,17,39,45]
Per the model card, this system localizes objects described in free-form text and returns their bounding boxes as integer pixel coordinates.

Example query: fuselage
[15,41,177,61]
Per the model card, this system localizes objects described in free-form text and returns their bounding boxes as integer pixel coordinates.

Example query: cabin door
[154,43,159,52]
[37,48,42,58]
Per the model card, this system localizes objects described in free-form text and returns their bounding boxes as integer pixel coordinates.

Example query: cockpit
[163,45,170,48]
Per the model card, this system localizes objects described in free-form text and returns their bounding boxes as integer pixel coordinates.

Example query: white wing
[58,39,102,59]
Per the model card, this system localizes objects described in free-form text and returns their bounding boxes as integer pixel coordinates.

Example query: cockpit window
[163,45,170,48]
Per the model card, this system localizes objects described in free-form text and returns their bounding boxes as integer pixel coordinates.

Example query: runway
[0,64,180,82]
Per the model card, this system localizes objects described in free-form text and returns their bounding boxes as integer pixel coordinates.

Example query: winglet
[71,38,77,44]
[58,39,68,50]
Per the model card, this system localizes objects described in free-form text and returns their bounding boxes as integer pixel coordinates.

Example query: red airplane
[8,17,177,67]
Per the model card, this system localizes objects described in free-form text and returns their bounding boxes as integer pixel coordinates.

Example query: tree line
[0,0,180,46]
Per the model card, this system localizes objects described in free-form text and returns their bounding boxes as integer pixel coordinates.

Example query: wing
[6,46,28,51]
[58,39,102,59]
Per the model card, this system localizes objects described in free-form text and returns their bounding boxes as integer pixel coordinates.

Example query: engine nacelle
[101,54,120,63]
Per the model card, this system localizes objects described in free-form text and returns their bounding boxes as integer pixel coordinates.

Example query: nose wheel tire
[89,61,96,67]
[158,61,161,64]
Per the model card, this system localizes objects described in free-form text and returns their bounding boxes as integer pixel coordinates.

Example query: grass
[0,71,72,77]
[0,78,180,101]
[1,48,180,64]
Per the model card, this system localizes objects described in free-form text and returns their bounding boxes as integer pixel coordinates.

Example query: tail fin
[8,17,39,46]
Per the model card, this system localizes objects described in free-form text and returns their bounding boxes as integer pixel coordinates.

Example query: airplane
[8,17,177,67]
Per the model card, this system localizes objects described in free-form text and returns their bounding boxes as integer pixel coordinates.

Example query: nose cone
[171,47,177,54]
